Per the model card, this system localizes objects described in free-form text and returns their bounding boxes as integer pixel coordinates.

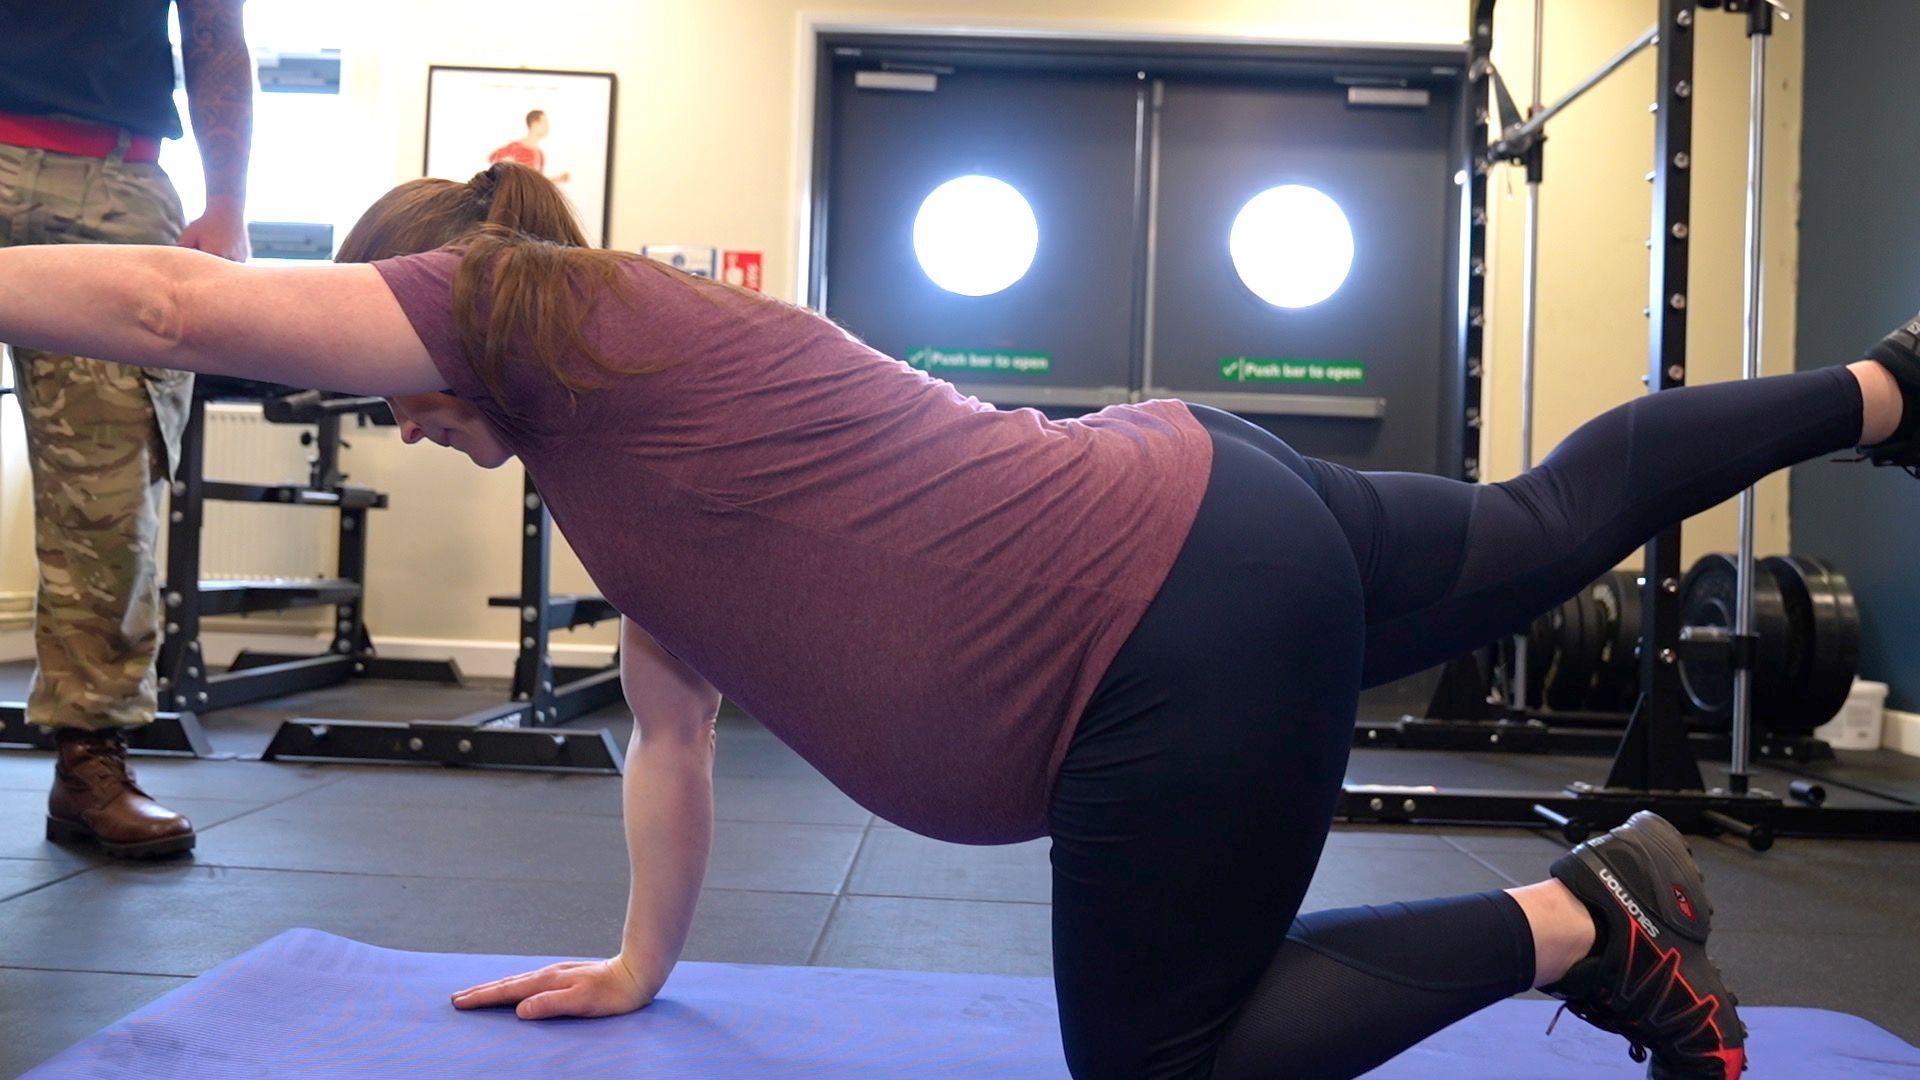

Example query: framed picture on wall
[423,65,617,246]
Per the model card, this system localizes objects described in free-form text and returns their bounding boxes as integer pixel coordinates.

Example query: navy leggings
[1047,367,1865,1078]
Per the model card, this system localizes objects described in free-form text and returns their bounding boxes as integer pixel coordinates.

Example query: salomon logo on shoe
[1671,884,1696,921]
[1599,867,1660,939]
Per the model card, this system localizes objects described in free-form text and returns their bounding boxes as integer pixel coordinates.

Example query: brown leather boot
[47,729,196,859]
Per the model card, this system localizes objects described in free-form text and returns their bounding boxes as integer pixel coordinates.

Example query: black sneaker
[1543,811,1746,1079]
[1858,314,1920,473]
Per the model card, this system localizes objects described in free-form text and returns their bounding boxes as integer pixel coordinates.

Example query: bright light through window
[1229,184,1354,309]
[912,175,1039,297]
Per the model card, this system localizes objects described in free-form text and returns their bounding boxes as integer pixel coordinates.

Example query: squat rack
[1338,0,1920,847]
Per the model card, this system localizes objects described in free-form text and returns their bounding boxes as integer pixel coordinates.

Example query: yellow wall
[1481,1,1803,569]
[0,1,1806,661]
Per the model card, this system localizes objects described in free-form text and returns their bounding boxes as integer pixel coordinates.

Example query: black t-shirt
[0,1,182,139]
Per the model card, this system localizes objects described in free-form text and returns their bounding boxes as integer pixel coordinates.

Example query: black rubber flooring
[1,661,1916,1075]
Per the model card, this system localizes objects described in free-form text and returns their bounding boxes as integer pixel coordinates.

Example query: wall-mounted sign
[1218,357,1366,385]
[906,347,1052,376]
[722,251,764,292]
[642,244,717,279]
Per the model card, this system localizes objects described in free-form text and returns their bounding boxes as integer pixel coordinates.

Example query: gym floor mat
[26,928,1920,1078]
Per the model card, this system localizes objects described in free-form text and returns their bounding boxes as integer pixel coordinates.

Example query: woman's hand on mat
[450,956,655,1019]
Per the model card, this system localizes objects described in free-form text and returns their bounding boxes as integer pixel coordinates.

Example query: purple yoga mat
[26,929,1920,1078]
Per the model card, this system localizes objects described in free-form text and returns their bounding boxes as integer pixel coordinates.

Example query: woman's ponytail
[477,161,590,248]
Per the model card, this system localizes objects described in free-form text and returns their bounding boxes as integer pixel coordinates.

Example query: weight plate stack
[1585,569,1643,712]
[1543,584,1606,710]
[1761,554,1861,736]
[1677,554,1794,732]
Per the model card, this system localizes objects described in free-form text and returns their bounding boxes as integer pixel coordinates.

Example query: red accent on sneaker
[1608,891,1740,1070]
[1709,1047,1747,1080]
[1672,884,1697,921]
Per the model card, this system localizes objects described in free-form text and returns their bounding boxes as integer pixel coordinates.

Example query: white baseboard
[364,635,615,680]
[1881,708,1920,758]
[199,631,613,681]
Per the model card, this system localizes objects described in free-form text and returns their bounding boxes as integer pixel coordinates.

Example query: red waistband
[0,112,162,163]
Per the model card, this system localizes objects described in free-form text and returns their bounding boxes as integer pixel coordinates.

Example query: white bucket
[1815,679,1888,751]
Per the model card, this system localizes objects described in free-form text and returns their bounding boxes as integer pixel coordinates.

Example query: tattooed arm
[176,0,254,262]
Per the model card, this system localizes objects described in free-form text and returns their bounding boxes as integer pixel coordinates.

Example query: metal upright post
[1461,0,1495,487]
[1520,0,1544,482]
[1510,0,1546,717]
[1604,0,1703,792]
[1729,0,1776,795]
[516,475,554,723]
[159,397,209,713]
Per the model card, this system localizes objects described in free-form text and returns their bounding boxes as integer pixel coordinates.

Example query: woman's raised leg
[1297,364,1878,686]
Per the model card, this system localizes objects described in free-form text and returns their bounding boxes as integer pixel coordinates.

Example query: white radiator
[185,403,334,582]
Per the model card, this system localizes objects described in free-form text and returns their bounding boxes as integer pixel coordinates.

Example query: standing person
[488,110,569,183]
[0,0,253,858]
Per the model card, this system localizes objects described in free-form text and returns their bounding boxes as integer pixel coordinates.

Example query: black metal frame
[485,475,624,728]
[1457,3,1493,483]
[1337,0,1920,848]
[154,394,461,717]
[261,475,623,773]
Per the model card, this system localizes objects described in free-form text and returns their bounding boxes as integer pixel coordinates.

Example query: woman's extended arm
[0,243,444,394]
[451,618,720,1019]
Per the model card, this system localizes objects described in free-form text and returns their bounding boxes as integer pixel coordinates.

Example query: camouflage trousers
[1,138,192,730]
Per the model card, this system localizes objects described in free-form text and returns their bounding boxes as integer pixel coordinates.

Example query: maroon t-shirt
[374,250,1212,843]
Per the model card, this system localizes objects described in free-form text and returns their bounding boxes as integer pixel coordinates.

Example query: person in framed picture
[488,109,569,184]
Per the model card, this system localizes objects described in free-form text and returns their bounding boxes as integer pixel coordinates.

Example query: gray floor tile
[0,788,265,863]
[1301,846,1513,911]
[1680,838,1918,936]
[0,967,189,1078]
[185,799,631,882]
[710,714,824,777]
[1711,929,1920,1044]
[1437,828,1567,856]
[813,895,1052,976]
[846,829,1051,904]
[0,753,58,792]
[0,821,98,870]
[713,773,872,826]
[711,732,822,779]
[1471,835,1919,937]
[0,857,85,901]
[279,766,623,817]
[1451,849,1553,889]
[0,863,628,975]
[0,749,339,803]
[1323,826,1456,850]
[281,766,870,829]
[681,888,836,966]
[115,757,341,803]
[706,820,864,894]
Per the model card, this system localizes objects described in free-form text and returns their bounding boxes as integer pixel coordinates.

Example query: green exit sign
[1219,357,1366,385]
[907,347,1052,376]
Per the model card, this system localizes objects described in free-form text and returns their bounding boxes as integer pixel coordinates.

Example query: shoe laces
[1545,1002,1648,1067]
